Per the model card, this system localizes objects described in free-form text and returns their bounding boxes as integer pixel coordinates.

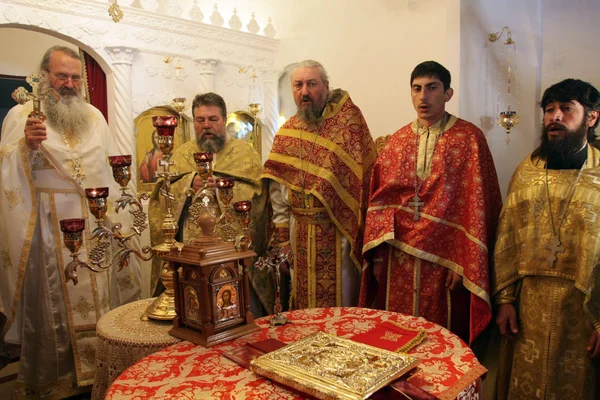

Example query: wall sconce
[238,65,263,117]
[489,26,519,144]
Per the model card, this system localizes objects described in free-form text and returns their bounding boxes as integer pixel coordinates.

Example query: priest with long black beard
[494,78,600,399]
[0,46,141,398]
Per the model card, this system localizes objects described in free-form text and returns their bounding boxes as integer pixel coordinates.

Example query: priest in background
[494,78,600,399]
[0,46,141,398]
[262,60,376,309]
[148,92,272,315]
[360,61,502,345]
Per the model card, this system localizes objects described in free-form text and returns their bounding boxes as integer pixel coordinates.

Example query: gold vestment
[148,137,272,312]
[494,145,600,399]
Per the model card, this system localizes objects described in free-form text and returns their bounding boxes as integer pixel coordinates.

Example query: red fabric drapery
[82,51,108,122]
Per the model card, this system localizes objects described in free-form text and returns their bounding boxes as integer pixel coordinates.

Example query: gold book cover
[249,331,419,400]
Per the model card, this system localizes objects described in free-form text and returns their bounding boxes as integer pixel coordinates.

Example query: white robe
[0,102,142,396]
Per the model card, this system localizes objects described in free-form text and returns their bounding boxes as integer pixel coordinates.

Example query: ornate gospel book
[249,332,419,400]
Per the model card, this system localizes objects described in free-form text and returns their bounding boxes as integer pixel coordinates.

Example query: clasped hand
[192,175,216,192]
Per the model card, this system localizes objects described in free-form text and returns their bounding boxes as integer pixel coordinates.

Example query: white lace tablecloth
[91,298,181,400]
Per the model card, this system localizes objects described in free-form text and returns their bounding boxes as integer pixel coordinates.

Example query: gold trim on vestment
[308,224,316,308]
[266,153,361,218]
[292,230,298,308]
[385,247,392,310]
[383,239,490,307]
[410,115,458,180]
[264,172,363,272]
[413,257,421,317]
[365,204,488,252]
[50,193,82,383]
[80,194,101,324]
[7,139,38,333]
[277,129,365,179]
[336,230,342,306]
[446,289,451,329]
[34,188,79,194]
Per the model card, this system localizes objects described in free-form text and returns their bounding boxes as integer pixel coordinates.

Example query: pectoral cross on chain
[545,235,564,268]
[409,194,425,221]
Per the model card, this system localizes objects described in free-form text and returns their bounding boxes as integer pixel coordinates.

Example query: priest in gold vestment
[0,46,141,398]
[494,79,600,399]
[262,60,376,309]
[148,93,271,313]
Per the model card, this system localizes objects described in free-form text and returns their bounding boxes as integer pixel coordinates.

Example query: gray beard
[40,79,91,135]
[297,105,321,123]
[196,134,226,153]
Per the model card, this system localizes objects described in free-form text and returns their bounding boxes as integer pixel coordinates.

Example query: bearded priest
[0,46,141,398]
[494,78,600,399]
[262,60,376,309]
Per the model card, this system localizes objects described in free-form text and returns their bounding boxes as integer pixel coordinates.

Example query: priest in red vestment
[359,61,502,344]
[262,60,376,309]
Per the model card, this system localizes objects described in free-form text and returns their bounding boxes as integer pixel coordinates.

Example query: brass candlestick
[146,115,183,320]
[60,218,105,285]
[233,200,252,251]
[215,177,237,241]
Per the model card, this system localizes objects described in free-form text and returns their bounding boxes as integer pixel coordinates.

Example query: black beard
[535,121,588,163]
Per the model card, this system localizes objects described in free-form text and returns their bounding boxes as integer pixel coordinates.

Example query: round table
[105,307,486,399]
[91,298,181,400]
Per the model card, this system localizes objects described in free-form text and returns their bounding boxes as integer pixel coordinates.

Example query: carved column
[261,69,281,161]
[193,59,220,93]
[104,46,138,159]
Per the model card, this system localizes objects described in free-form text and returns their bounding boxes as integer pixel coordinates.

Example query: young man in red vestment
[359,61,502,344]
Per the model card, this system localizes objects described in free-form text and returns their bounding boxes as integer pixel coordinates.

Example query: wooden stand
[163,235,260,347]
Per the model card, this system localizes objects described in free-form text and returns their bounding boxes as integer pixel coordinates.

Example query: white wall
[0,28,78,76]
[460,0,542,197]
[274,0,461,138]
[186,0,461,137]
[460,0,600,197]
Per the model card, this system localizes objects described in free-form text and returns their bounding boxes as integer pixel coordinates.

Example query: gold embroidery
[4,186,25,210]
[380,331,402,342]
[73,296,95,320]
[520,339,540,364]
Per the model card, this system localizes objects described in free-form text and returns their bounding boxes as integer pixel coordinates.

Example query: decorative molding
[105,46,139,65]
[194,59,220,75]
[2,0,278,52]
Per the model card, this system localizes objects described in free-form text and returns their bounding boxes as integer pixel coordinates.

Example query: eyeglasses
[48,71,82,83]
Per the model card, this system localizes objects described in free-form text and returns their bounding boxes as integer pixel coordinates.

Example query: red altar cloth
[105,307,486,400]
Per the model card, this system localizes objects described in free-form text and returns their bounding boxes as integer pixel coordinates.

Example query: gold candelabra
[489,26,520,144]
[55,115,184,320]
